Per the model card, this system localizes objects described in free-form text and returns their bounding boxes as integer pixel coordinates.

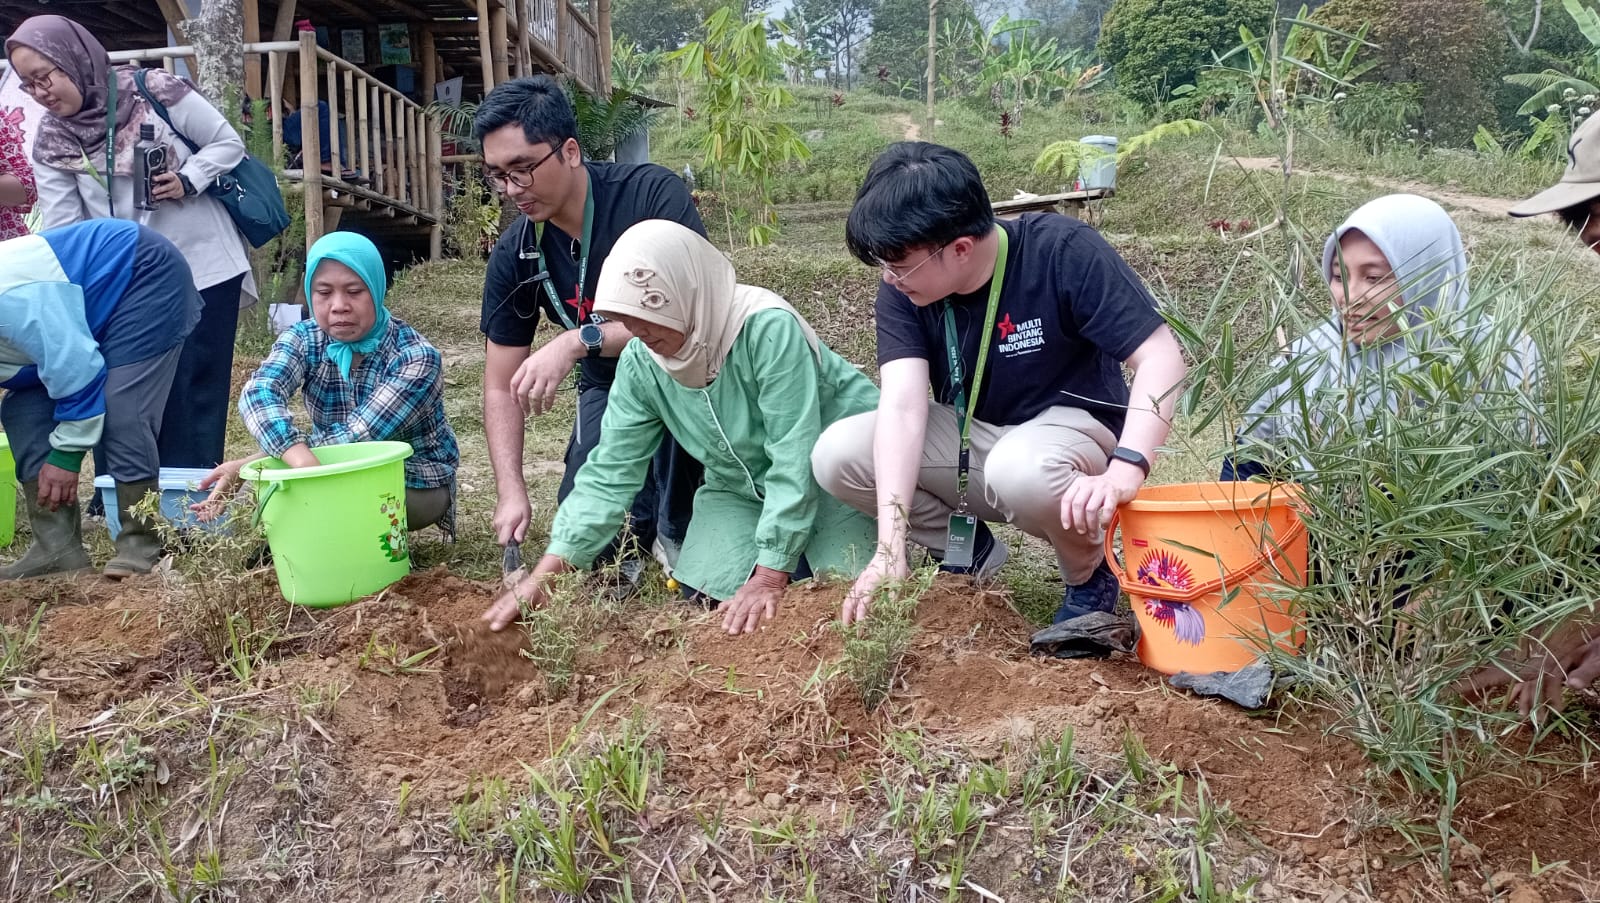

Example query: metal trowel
[501,541,528,590]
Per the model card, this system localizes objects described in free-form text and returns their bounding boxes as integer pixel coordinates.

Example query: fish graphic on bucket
[242,441,415,608]
[1105,482,1307,675]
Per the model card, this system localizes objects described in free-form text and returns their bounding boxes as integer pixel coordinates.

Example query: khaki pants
[811,403,1116,584]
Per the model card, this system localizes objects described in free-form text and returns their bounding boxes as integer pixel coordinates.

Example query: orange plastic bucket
[1104,482,1307,675]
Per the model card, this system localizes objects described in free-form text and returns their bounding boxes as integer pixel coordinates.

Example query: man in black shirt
[812,142,1188,627]
[477,76,703,570]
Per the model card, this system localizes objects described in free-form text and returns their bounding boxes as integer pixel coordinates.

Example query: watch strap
[1111,446,1151,476]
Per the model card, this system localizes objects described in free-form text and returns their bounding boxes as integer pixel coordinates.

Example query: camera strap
[103,74,116,218]
[942,226,1008,513]
[531,170,595,331]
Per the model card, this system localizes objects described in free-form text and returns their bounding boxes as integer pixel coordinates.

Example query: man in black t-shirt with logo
[476,76,704,571]
[813,142,1188,628]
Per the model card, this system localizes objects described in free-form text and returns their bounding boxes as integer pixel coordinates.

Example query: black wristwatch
[578,322,604,359]
[178,173,197,197]
[1110,446,1150,477]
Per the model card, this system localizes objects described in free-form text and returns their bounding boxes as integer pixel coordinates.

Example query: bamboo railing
[527,0,604,92]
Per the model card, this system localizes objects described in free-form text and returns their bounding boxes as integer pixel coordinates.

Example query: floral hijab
[6,15,191,174]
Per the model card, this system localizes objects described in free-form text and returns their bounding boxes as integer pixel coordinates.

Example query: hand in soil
[192,456,260,522]
[841,553,907,627]
[483,552,573,630]
[718,566,789,635]
[1453,618,1600,723]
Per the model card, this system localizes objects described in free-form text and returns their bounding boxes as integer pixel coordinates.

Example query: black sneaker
[936,521,1010,578]
[1051,561,1121,624]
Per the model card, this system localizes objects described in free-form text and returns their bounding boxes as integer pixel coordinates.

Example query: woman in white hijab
[1227,193,1534,477]
[483,220,879,636]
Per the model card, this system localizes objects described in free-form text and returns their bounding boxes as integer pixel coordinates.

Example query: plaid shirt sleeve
[240,326,312,457]
[310,329,444,449]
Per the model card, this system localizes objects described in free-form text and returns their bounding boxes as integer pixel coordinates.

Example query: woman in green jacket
[483,219,879,636]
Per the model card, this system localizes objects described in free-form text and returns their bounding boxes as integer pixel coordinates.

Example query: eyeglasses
[485,145,560,192]
[18,66,62,96]
[875,243,948,284]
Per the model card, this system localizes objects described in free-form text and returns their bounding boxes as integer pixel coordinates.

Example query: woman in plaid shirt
[196,232,459,533]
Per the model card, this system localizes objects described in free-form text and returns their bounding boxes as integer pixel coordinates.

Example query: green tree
[1314,0,1505,144]
[669,8,812,246]
[613,0,720,50]
[860,0,975,92]
[1096,0,1274,108]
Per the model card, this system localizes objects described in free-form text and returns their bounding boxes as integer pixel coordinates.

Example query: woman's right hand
[191,458,248,522]
[841,551,909,627]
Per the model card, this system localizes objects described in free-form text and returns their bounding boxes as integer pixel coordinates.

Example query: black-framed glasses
[875,243,948,284]
[485,145,560,192]
[18,66,62,96]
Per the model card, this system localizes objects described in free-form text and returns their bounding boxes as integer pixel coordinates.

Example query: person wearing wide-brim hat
[1508,112,1600,249]
[1454,121,1600,720]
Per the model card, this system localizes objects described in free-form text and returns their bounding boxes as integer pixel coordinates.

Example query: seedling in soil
[0,600,47,680]
[837,566,936,711]
[357,635,440,676]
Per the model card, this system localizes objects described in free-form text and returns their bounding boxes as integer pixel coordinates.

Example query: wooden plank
[516,0,532,79]
[152,0,201,75]
[477,0,496,91]
[319,0,379,23]
[370,0,432,18]
[428,123,444,259]
[299,30,324,251]
[244,0,262,101]
[342,67,358,176]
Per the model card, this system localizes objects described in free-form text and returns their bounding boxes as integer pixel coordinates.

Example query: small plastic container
[94,468,222,539]
[1079,135,1119,191]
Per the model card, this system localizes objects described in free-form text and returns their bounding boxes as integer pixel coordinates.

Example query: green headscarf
[304,231,391,380]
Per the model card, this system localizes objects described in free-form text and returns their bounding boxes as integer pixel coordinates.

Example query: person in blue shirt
[0,219,200,579]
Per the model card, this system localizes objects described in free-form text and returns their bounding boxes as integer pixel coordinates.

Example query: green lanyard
[104,74,117,218]
[941,226,1009,512]
[532,171,595,331]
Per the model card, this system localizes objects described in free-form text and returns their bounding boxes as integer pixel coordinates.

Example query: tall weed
[1172,248,1600,801]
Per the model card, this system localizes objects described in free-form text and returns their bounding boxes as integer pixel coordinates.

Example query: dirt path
[1229,156,1527,219]
[891,112,921,141]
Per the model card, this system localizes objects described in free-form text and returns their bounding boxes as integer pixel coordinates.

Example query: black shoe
[935,522,1010,577]
[1051,561,1121,624]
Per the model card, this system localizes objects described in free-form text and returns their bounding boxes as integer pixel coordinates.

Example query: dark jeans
[157,274,244,469]
[562,384,701,561]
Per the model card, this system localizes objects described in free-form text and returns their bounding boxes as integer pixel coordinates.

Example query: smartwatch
[578,322,604,359]
[1110,446,1150,477]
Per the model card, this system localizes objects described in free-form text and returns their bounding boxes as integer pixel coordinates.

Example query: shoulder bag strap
[132,68,201,154]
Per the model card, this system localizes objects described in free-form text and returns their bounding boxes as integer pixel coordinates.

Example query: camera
[134,123,167,211]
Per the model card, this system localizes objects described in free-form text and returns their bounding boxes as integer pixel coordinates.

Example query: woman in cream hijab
[484,220,879,636]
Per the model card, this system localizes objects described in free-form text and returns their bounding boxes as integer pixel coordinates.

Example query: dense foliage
[1096,0,1273,107]
[1315,0,1505,144]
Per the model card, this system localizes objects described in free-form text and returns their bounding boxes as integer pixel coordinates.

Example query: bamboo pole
[478,0,496,91]
[372,86,386,195]
[244,0,262,101]
[396,101,410,205]
[299,30,324,251]
[269,51,285,165]
[325,58,341,176]
[555,0,569,76]
[383,92,397,198]
[420,28,437,103]
[272,0,299,40]
[491,6,511,86]
[428,124,444,260]
[597,0,612,93]
[924,0,937,140]
[343,67,358,177]
[358,79,372,188]
[517,0,532,78]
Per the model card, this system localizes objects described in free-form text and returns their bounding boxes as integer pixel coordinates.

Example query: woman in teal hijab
[195,232,460,532]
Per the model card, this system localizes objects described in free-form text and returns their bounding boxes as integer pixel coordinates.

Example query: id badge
[944,513,979,569]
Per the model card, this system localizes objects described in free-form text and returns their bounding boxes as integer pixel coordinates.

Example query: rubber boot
[103,480,164,580]
[0,481,92,580]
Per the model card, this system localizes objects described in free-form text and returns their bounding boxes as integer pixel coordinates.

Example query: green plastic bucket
[241,441,414,607]
[0,433,13,548]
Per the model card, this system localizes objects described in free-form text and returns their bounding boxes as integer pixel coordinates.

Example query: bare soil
[4,569,1596,901]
